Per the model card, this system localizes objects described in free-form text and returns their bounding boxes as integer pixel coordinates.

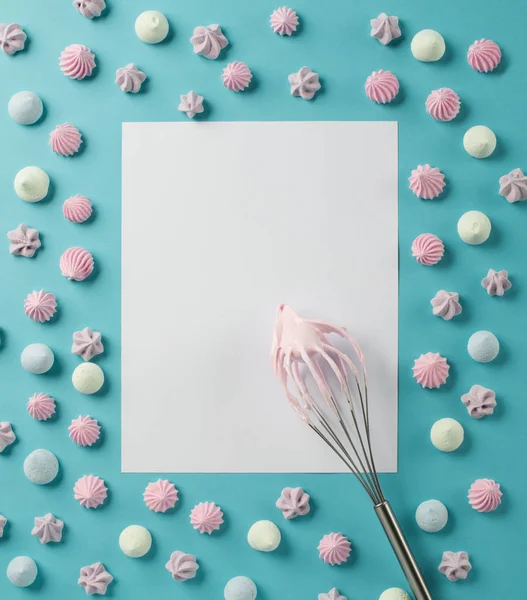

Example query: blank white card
[122,121,398,473]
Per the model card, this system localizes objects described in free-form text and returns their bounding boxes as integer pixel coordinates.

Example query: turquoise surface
[0,1,525,598]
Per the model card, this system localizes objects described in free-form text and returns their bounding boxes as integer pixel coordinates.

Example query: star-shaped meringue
[370,13,401,45]
[31,513,64,544]
[439,551,472,582]
[7,224,41,257]
[72,327,104,361]
[319,588,347,600]
[178,91,204,118]
[288,66,321,100]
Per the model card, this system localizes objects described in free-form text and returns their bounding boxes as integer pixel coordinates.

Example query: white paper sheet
[122,121,398,473]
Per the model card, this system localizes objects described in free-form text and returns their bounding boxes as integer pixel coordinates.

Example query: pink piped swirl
[115,64,146,93]
[73,0,106,19]
[190,502,224,534]
[499,168,527,203]
[317,533,351,566]
[0,23,27,55]
[411,233,444,266]
[412,352,450,389]
[63,195,92,223]
[50,124,82,157]
[409,164,445,199]
[426,88,460,121]
[468,478,502,512]
[74,475,107,508]
[60,44,96,80]
[482,269,511,296]
[461,384,496,418]
[60,247,94,281]
[276,487,311,519]
[468,39,501,73]
[439,551,472,582]
[430,290,462,321]
[27,393,56,421]
[165,551,199,582]
[143,479,179,512]
[24,290,57,323]
[69,415,101,447]
[222,61,252,91]
[270,7,299,36]
[365,70,399,104]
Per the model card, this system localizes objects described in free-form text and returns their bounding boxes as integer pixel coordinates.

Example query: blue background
[1,0,525,598]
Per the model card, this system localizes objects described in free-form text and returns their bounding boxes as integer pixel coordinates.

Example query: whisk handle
[374,501,433,600]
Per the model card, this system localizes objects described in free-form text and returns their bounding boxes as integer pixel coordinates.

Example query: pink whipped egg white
[27,393,56,421]
[74,474,107,508]
[439,551,472,582]
[115,64,146,93]
[409,164,445,199]
[468,478,502,512]
[370,13,401,45]
[270,7,299,36]
[190,24,229,60]
[276,487,310,519]
[24,290,57,323]
[426,88,461,121]
[190,502,224,534]
[461,384,496,418]
[144,479,179,512]
[365,70,399,104]
[72,327,104,361]
[430,290,462,320]
[412,352,450,389]
[222,61,252,91]
[468,39,501,72]
[178,91,204,118]
[60,247,94,281]
[0,515,7,537]
[69,415,101,446]
[499,168,527,203]
[0,23,27,55]
[50,124,83,157]
[166,551,199,581]
[63,195,93,223]
[317,533,351,566]
[411,233,444,265]
[73,0,106,19]
[7,224,41,257]
[32,513,64,544]
[0,422,16,452]
[79,563,113,595]
[482,269,511,296]
[60,44,96,80]
[289,66,321,100]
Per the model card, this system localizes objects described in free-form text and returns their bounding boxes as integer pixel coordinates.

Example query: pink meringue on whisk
[60,44,96,79]
[412,352,450,389]
[426,88,460,121]
[365,70,399,104]
[50,124,82,156]
[409,165,445,199]
[318,533,351,566]
[468,39,501,72]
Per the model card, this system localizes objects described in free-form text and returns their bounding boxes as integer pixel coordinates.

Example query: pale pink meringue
[74,474,107,508]
[370,13,401,45]
[115,63,146,93]
[69,415,101,446]
[74,0,106,19]
[0,515,6,537]
[178,91,204,118]
[50,123,83,157]
[190,502,224,534]
[411,233,444,266]
[32,513,64,544]
[430,290,462,320]
[413,352,450,389]
[0,23,27,55]
[289,66,321,100]
[144,479,179,512]
[468,39,501,72]
[409,164,445,199]
[222,61,252,91]
[24,290,57,323]
[270,7,299,36]
[60,247,94,281]
[318,533,351,566]
[499,168,527,203]
[60,44,96,80]
[190,24,229,60]
[27,393,56,421]
[468,478,502,512]
[0,422,16,452]
[461,385,496,418]
[482,269,511,296]
[439,551,472,582]
[319,589,347,600]
[72,327,104,361]
[276,487,310,519]
[166,551,199,581]
[426,88,460,121]
[63,195,93,223]
[7,224,41,257]
[365,70,399,104]
[79,563,113,595]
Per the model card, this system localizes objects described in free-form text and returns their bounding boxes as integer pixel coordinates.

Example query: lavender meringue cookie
[482,269,511,296]
[7,224,41,258]
[438,551,472,582]
[115,64,146,93]
[190,24,228,59]
[499,168,527,203]
[276,487,310,519]
[73,0,106,19]
[72,327,104,361]
[289,66,321,100]
[178,91,204,118]
[370,13,401,45]
[0,515,6,537]
[31,513,64,544]
[461,384,496,418]
[430,290,462,320]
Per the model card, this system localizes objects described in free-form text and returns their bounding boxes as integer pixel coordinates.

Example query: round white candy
[224,576,258,600]
[415,499,448,533]
[119,525,152,558]
[24,449,59,484]
[430,418,464,452]
[7,556,38,587]
[72,363,104,394]
[379,588,411,600]
[14,166,50,202]
[135,10,169,43]
[457,210,491,245]
[21,343,54,374]
[247,520,281,552]
[468,330,500,363]
[463,125,496,158]
[8,91,43,125]
[411,30,445,62]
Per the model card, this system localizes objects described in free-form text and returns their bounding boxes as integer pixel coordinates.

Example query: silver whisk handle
[374,501,433,600]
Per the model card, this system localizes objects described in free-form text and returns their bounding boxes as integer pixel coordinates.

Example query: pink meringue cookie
[178,91,204,118]
[63,195,93,223]
[370,13,401,45]
[27,393,56,421]
[319,589,347,600]
[60,247,94,281]
[482,269,511,296]
[32,513,64,544]
[468,478,502,512]
[461,384,496,418]
[499,168,527,203]
[190,24,229,60]
[190,502,224,534]
[144,479,179,512]
[50,123,83,157]
[365,70,399,104]
[276,487,310,519]
[0,515,6,537]
[73,0,106,19]
[289,66,321,100]
[430,290,462,320]
[413,352,450,389]
[165,551,199,581]
[0,422,16,452]
[115,64,146,93]
[69,415,101,446]
[7,224,41,257]
[72,327,104,361]
[24,290,57,323]
[270,7,299,36]
[317,533,351,566]
[0,23,27,55]
[74,474,107,508]
[222,61,252,91]
[439,551,472,582]
[79,563,113,595]
[60,44,96,80]
[411,233,444,266]
[426,88,461,121]
[409,164,445,199]
[468,39,501,72]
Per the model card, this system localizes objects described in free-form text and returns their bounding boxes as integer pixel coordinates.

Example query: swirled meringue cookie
[135,11,169,44]
[438,551,471,582]
[411,233,444,265]
[72,327,103,360]
[0,422,16,452]
[14,167,50,202]
[0,23,27,55]
[7,224,41,257]
[461,384,496,418]
[50,124,82,156]
[24,290,57,323]
[276,486,310,519]
[411,30,445,61]
[74,474,107,508]
[165,551,199,581]
[430,418,464,452]
[78,563,113,595]
[463,125,496,158]
[27,393,56,421]
[467,330,499,363]
[482,269,511,296]
[370,13,401,45]
[365,70,399,104]
[116,64,146,93]
[409,165,445,199]
[426,88,460,121]
[69,415,100,446]
[317,532,351,565]
[413,353,449,388]
[190,24,228,59]
[270,7,299,36]
[468,478,502,512]
[499,168,527,202]
[73,0,106,19]
[63,195,93,223]
[60,44,96,79]
[190,502,224,534]
[8,91,43,125]
[0,515,6,537]
[457,211,491,244]
[144,479,179,512]
[430,291,461,320]
[32,513,63,544]
[222,62,253,91]
[60,247,94,281]
[319,588,347,600]
[289,66,321,99]
[468,39,501,72]
[178,91,204,118]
